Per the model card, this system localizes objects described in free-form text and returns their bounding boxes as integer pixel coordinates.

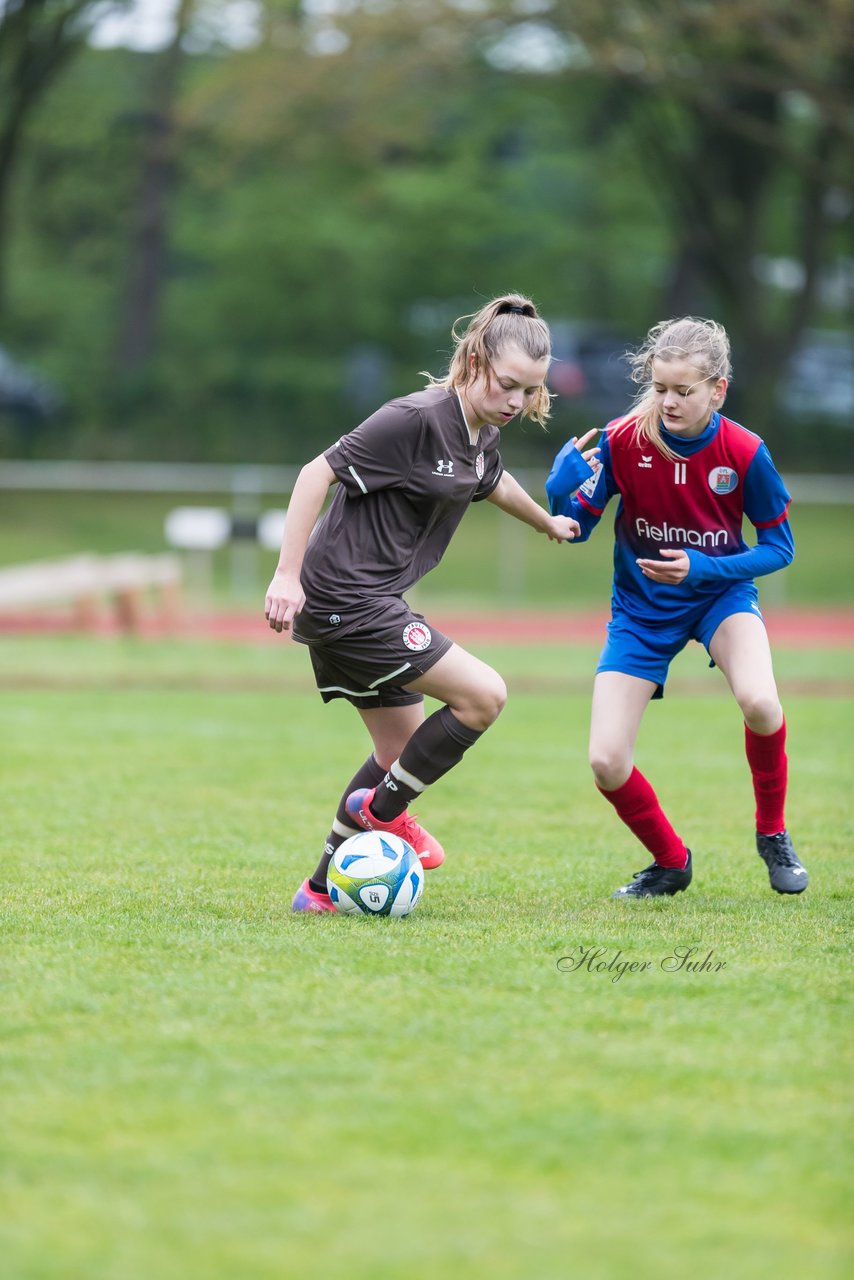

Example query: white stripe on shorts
[369,663,412,688]
[318,662,413,699]
[318,685,376,698]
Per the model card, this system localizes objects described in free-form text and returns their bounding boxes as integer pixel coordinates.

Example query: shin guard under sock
[597,766,688,869]
[309,754,387,891]
[744,719,787,836]
[370,706,484,822]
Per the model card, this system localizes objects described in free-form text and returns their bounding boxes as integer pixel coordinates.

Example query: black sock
[309,753,387,888]
[370,706,484,821]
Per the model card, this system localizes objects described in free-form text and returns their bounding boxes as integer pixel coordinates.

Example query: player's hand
[265,568,305,632]
[636,549,690,583]
[574,427,601,468]
[546,514,582,543]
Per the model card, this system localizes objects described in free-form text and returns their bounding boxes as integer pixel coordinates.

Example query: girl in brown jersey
[265,293,598,912]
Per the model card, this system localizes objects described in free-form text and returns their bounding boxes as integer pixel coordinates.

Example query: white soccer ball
[327,830,424,917]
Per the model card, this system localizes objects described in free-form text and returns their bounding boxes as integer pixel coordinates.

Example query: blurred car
[547,322,635,427]
[778,330,854,422]
[0,344,62,428]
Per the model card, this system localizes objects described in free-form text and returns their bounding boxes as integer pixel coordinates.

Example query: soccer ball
[327,830,424,917]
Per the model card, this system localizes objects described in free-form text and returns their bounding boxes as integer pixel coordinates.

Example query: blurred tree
[3,0,850,465]
[167,0,660,457]
[0,0,132,314]
[114,0,195,373]
[114,0,306,374]
[537,0,853,427]
[318,0,853,430]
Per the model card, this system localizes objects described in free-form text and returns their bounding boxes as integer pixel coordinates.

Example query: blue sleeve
[743,441,791,525]
[546,432,613,544]
[685,443,794,585]
[686,517,794,585]
[545,438,595,502]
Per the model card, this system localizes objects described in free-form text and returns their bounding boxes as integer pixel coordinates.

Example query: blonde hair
[618,316,732,461]
[423,292,553,426]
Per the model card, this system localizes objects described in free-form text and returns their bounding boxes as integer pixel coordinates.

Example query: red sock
[744,719,787,836]
[597,767,688,868]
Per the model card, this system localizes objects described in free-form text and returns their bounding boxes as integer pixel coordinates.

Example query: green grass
[1,635,852,1279]
[2,489,853,608]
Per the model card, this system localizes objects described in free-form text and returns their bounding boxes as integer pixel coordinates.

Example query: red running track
[1,608,853,647]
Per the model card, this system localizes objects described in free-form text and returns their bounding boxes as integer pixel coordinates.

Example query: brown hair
[423,292,553,426]
[617,316,732,461]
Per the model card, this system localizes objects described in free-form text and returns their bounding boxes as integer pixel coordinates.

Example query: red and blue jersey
[546,412,794,625]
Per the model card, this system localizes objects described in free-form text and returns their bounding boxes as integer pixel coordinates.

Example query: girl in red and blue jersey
[547,316,808,898]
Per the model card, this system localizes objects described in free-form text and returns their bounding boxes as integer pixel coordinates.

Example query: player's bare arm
[266,454,337,632]
[636,548,691,584]
[487,470,581,541]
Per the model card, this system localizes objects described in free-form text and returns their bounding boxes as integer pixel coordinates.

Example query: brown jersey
[294,386,503,641]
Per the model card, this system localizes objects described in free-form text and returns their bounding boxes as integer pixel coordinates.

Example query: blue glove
[546,438,595,498]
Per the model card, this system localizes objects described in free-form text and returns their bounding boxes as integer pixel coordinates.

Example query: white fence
[2,460,854,502]
[2,460,852,607]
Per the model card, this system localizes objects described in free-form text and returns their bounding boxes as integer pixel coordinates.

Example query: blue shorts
[596,584,763,697]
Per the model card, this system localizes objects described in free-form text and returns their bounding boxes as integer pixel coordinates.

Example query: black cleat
[612,850,692,898]
[756,831,809,894]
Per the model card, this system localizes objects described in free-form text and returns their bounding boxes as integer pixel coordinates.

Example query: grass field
[1,633,852,1279]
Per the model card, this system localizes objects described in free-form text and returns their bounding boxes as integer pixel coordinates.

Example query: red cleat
[345,787,445,869]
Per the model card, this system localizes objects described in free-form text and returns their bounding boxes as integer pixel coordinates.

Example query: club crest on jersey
[475,451,485,480]
[709,466,738,494]
[402,621,432,652]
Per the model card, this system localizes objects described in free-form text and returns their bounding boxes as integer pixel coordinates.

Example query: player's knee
[460,671,507,730]
[479,672,508,726]
[588,745,630,790]
[740,691,782,732]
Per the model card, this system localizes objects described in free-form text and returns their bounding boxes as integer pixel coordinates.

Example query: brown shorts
[294,600,454,708]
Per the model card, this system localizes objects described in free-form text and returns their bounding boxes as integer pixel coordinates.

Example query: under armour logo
[433,459,454,476]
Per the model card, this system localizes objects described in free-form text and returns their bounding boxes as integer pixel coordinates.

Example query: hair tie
[505,304,528,316]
